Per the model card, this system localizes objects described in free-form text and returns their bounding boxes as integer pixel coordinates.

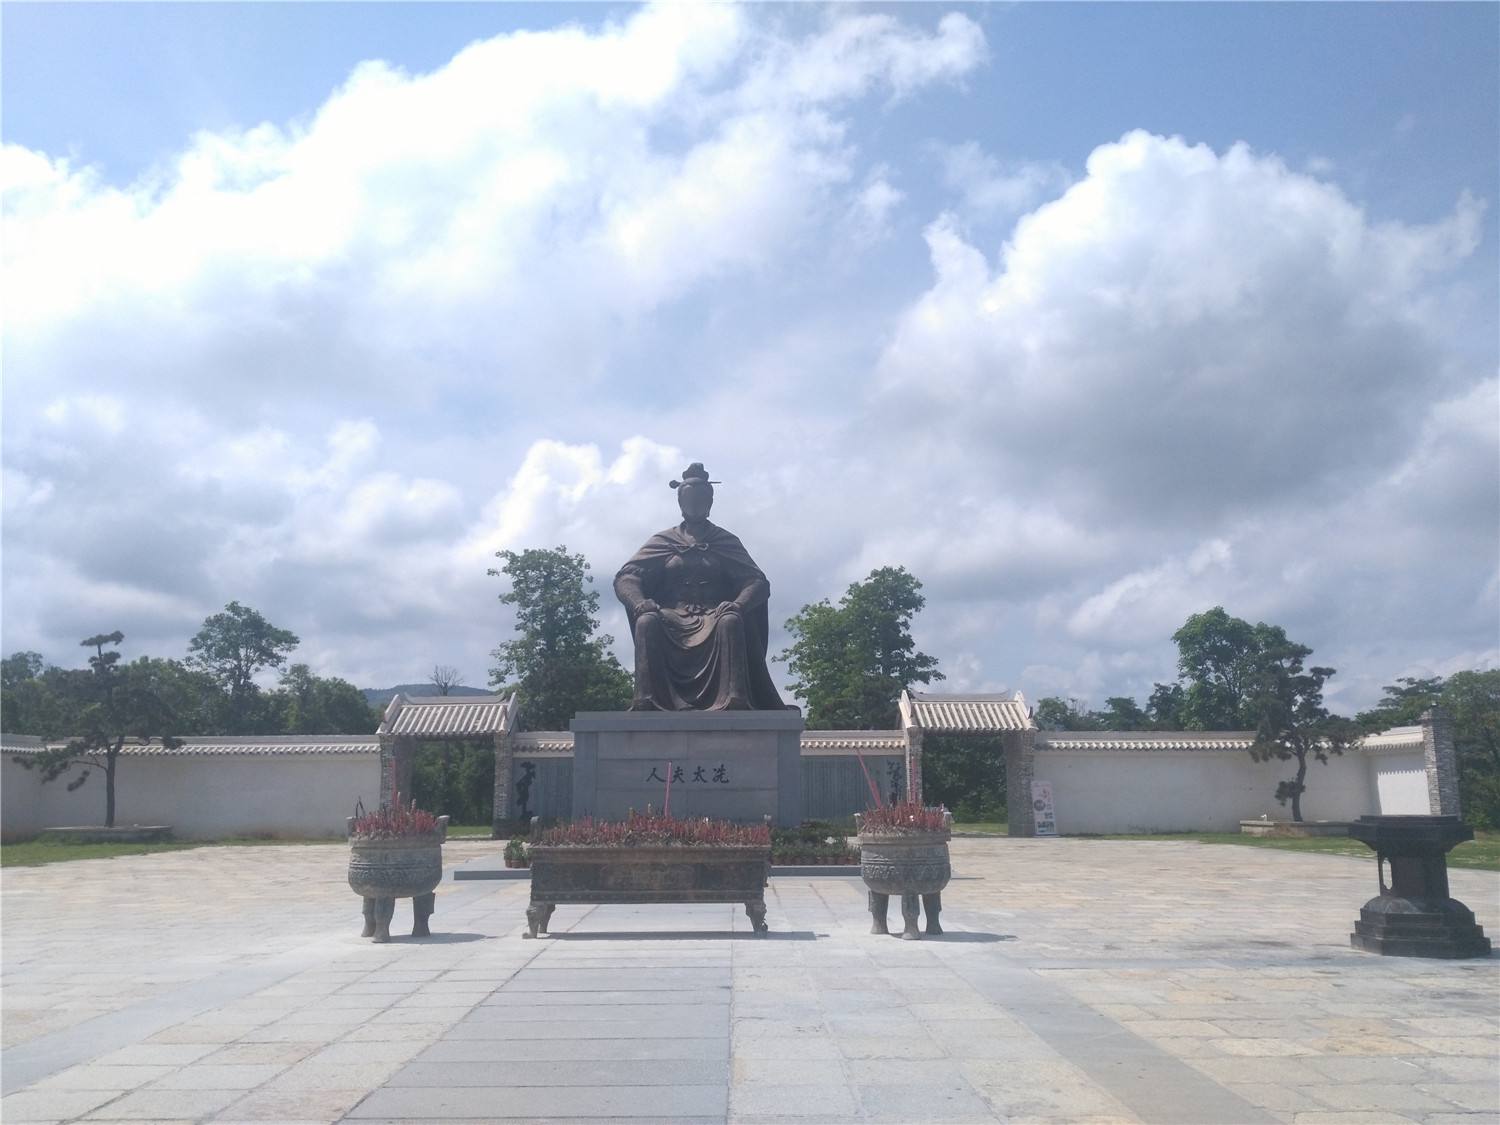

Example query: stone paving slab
[2,838,1497,1123]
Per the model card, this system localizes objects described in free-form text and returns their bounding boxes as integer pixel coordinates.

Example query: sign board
[1031,780,1057,837]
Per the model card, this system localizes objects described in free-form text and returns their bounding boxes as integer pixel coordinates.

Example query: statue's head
[670,462,717,520]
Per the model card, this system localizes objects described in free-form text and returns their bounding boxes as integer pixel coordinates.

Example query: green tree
[1,651,74,735]
[187,601,300,732]
[1034,695,1155,731]
[410,739,494,824]
[488,546,631,730]
[1172,607,1266,728]
[15,634,182,827]
[1356,676,1446,731]
[1033,697,1101,731]
[1093,696,1152,729]
[272,664,379,734]
[1245,632,1359,822]
[922,734,1007,821]
[778,566,943,729]
[1441,670,1500,828]
[1146,681,1186,728]
[2,650,44,695]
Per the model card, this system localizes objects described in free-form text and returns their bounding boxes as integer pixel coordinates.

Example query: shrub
[772,839,859,864]
[1463,774,1500,830]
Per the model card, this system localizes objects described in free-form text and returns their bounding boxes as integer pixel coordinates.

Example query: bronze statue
[615,464,788,711]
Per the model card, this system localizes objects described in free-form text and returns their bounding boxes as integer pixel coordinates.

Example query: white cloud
[845,174,905,243]
[1,11,1493,715]
[1066,539,1235,645]
[739,10,985,106]
[878,131,1485,521]
[936,140,1071,218]
[3,4,984,423]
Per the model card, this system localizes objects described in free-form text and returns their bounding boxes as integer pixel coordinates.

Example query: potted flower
[504,837,530,868]
[525,811,771,937]
[857,801,951,940]
[346,793,449,943]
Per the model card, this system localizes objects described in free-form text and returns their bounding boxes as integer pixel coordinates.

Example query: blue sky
[3,2,1496,713]
[10,4,1495,222]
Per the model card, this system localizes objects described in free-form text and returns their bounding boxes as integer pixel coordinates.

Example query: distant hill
[362,683,496,709]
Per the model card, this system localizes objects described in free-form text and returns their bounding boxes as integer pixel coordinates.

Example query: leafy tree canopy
[1356,676,1446,730]
[488,546,631,730]
[922,734,1007,821]
[17,634,184,827]
[778,566,943,729]
[275,663,379,734]
[1146,681,1186,728]
[0,651,78,736]
[1244,631,1359,821]
[1034,695,1162,731]
[1172,607,1271,729]
[1033,697,1102,731]
[187,601,300,732]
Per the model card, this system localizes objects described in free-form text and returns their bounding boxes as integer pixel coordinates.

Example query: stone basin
[1347,814,1491,959]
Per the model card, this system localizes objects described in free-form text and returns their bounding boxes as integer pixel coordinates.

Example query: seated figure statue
[614,464,788,711]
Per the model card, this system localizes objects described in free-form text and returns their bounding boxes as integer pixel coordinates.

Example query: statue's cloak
[616,522,787,711]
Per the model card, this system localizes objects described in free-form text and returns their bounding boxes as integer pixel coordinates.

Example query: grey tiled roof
[505,731,909,755]
[1036,731,1255,752]
[380,694,513,737]
[1036,725,1423,753]
[801,731,906,753]
[903,691,1034,733]
[512,732,575,755]
[3,735,378,756]
[1,734,46,754]
[1360,726,1424,751]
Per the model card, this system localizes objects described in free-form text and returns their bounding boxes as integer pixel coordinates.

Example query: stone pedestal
[571,711,803,827]
[1348,815,1491,959]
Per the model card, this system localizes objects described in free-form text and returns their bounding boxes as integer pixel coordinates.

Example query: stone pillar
[492,731,514,837]
[1004,729,1036,837]
[378,734,396,806]
[1421,707,1461,816]
[382,735,415,807]
[905,727,924,805]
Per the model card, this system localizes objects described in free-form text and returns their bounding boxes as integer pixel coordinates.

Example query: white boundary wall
[2,725,1433,839]
[2,752,380,840]
[1032,744,1428,835]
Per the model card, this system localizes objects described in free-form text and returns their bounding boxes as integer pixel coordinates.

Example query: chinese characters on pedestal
[647,764,731,784]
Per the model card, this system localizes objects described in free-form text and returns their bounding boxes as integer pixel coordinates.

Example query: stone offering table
[1348,814,1491,958]
[524,844,771,937]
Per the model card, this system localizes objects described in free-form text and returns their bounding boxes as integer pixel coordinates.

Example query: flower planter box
[347,815,449,943]
[1240,818,1351,838]
[39,825,174,845]
[859,823,952,940]
[525,844,771,938]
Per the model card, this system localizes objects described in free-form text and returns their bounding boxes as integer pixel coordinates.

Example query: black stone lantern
[1348,815,1491,958]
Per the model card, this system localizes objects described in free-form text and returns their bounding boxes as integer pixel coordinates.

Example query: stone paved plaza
[2,838,1497,1124]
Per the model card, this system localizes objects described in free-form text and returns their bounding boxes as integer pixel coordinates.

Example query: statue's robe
[614,522,787,711]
